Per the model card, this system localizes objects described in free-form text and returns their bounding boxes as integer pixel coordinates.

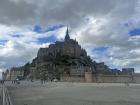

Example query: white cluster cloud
[0,24,67,72]
[0,0,140,75]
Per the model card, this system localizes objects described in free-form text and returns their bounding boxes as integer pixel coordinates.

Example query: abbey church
[37,27,90,65]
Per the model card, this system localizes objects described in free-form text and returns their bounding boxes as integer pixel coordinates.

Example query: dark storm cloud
[0,0,137,27]
[0,0,37,25]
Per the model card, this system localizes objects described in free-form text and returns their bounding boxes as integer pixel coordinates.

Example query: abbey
[27,27,94,81]
[37,27,88,64]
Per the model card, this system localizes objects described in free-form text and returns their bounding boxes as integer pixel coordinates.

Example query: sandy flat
[6,81,140,105]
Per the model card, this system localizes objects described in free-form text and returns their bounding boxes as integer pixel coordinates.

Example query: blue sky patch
[33,25,42,33]
[45,24,64,32]
[129,28,140,36]
[93,46,108,52]
[0,40,8,45]
[33,24,64,33]
[37,35,57,44]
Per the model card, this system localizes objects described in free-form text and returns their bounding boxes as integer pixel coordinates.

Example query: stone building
[9,67,24,80]
[2,70,10,80]
[37,27,87,63]
[2,67,24,80]
[122,68,135,75]
[94,62,109,74]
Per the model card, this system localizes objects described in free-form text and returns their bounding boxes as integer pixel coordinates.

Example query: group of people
[40,78,58,85]
[40,79,46,85]
[0,80,5,85]
[0,79,20,85]
[11,78,20,84]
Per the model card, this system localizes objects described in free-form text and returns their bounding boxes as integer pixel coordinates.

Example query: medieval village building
[2,27,137,83]
[2,67,24,80]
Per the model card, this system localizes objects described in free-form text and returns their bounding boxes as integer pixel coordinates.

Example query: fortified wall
[61,72,140,83]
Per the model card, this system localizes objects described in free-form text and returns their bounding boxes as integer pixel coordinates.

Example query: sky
[0,0,140,78]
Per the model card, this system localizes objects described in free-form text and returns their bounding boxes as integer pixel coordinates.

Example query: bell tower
[65,26,70,41]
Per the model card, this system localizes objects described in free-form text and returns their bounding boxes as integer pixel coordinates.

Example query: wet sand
[6,81,140,105]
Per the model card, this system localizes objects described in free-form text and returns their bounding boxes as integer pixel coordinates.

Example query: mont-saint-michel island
[1,0,140,105]
[2,27,138,83]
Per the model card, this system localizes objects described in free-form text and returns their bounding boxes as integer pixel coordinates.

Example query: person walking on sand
[41,78,43,85]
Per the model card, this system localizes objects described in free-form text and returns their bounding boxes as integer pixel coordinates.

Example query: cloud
[0,0,140,74]
[0,24,66,72]
[0,0,136,27]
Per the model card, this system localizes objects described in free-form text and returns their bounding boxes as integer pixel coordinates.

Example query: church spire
[65,25,70,41]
